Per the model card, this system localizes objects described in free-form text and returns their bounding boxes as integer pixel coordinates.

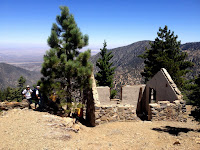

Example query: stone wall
[149,100,187,122]
[90,68,187,126]
[146,68,182,103]
[95,104,138,125]
[137,68,183,120]
[96,86,110,104]
[121,85,145,106]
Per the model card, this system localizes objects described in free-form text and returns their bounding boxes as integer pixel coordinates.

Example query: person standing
[22,85,33,109]
[34,86,42,110]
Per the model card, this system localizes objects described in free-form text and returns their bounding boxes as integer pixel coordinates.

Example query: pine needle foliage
[187,74,200,121]
[40,6,92,105]
[96,41,116,98]
[189,74,200,107]
[139,25,193,89]
[0,76,26,102]
[18,76,26,88]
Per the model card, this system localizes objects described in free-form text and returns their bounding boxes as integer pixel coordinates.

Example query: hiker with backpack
[22,85,33,109]
[32,86,42,110]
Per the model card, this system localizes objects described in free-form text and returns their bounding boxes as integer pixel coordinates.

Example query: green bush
[110,89,117,99]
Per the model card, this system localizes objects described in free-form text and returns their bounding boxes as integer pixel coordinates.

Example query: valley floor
[0,109,200,150]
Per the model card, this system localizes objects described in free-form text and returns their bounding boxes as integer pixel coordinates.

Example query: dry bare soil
[0,109,200,150]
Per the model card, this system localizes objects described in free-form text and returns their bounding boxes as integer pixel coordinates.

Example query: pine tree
[0,88,6,102]
[0,76,27,102]
[0,90,3,102]
[187,74,200,121]
[189,74,200,106]
[1,89,6,101]
[18,76,26,88]
[139,25,193,89]
[40,6,92,109]
[16,76,26,102]
[4,87,13,101]
[96,41,116,98]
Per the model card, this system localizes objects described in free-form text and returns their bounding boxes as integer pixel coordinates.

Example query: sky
[0,0,200,55]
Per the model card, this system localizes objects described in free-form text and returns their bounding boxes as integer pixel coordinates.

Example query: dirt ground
[0,108,200,150]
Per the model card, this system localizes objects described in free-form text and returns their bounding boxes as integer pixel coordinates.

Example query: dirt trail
[0,108,200,150]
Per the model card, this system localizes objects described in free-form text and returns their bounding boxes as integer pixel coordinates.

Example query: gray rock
[151,111,157,115]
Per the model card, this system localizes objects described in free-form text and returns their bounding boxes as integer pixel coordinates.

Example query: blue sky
[0,0,200,54]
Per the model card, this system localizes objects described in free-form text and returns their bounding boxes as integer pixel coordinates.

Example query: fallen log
[0,100,29,110]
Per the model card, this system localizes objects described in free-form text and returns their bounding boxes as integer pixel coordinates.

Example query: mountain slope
[90,40,151,88]
[90,41,200,89]
[0,63,41,89]
[181,42,200,77]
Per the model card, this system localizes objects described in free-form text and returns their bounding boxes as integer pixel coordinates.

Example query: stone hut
[86,68,187,126]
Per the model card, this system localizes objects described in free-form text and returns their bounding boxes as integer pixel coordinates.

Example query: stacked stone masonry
[89,69,188,126]
[95,105,138,125]
[149,100,187,122]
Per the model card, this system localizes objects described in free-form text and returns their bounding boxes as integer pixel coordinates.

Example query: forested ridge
[91,41,200,88]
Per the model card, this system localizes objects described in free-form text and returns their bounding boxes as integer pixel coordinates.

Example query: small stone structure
[92,84,145,125]
[149,100,187,122]
[121,85,145,106]
[85,68,188,126]
[137,68,184,120]
[146,68,182,102]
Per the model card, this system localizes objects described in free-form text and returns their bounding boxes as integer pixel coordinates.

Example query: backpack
[31,89,37,99]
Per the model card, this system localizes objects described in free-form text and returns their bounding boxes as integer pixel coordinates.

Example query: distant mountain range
[0,63,41,90]
[0,40,199,90]
[90,41,200,90]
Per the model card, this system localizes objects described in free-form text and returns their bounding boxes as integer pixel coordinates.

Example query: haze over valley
[0,40,200,90]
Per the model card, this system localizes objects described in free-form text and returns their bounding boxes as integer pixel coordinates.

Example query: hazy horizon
[0,40,199,57]
[1,0,200,58]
